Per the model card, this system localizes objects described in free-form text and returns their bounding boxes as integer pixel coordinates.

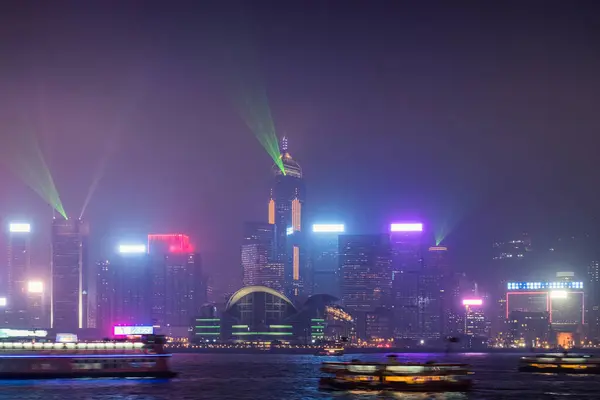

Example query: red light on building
[148,234,194,253]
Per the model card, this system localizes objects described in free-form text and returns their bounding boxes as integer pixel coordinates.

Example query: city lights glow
[56,333,78,343]
[462,299,483,306]
[113,326,154,336]
[429,246,448,251]
[390,223,423,232]
[0,298,6,307]
[27,281,43,294]
[507,281,583,290]
[0,329,47,338]
[9,223,31,233]
[550,290,568,299]
[312,224,345,233]
[118,244,147,254]
[148,234,194,253]
[286,226,294,235]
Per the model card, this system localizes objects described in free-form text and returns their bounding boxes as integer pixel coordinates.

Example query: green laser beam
[0,122,67,219]
[222,12,286,175]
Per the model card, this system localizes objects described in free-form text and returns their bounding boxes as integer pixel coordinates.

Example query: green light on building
[232,332,293,336]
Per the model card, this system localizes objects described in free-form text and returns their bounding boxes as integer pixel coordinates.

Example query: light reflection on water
[0,353,596,399]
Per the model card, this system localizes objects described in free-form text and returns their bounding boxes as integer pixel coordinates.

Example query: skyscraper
[104,244,153,333]
[339,234,392,312]
[148,234,205,331]
[96,260,113,336]
[7,222,31,327]
[310,223,345,297]
[588,261,600,340]
[390,223,424,273]
[268,137,306,297]
[51,218,89,331]
[241,222,275,287]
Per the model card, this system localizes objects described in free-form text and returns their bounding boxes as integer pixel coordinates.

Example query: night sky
[0,1,598,291]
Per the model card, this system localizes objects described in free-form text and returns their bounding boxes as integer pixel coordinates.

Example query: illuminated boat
[519,353,600,374]
[315,347,345,356]
[0,335,176,379]
[319,360,473,392]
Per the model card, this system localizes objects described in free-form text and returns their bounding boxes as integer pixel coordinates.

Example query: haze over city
[0,1,600,398]
[0,1,598,295]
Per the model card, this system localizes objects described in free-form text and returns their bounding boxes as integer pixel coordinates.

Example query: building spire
[281,136,288,152]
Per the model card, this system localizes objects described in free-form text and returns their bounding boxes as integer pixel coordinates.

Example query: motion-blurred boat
[319,359,473,392]
[0,335,177,379]
[519,353,600,374]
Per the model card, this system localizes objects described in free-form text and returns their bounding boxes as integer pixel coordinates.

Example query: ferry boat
[319,359,473,392]
[0,335,177,379]
[315,347,345,356]
[519,353,600,374]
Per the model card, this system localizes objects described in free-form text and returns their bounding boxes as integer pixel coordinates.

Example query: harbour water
[0,353,598,399]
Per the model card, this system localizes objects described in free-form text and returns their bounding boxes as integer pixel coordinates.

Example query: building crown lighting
[312,224,345,233]
[507,281,583,290]
[9,223,31,233]
[118,244,147,254]
[390,223,423,232]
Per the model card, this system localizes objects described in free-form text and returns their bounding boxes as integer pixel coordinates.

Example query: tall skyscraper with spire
[268,137,306,298]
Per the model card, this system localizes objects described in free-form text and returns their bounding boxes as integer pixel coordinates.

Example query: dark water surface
[0,353,598,399]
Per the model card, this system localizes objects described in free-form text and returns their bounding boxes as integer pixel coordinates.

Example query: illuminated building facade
[97,244,153,336]
[390,223,424,273]
[241,222,276,288]
[96,260,113,336]
[463,299,488,338]
[310,224,344,297]
[224,286,297,341]
[506,281,585,338]
[426,246,449,270]
[417,272,444,339]
[26,281,44,329]
[507,311,550,348]
[588,261,600,340]
[268,137,306,297]
[51,218,89,331]
[6,223,31,327]
[339,234,392,312]
[148,234,206,331]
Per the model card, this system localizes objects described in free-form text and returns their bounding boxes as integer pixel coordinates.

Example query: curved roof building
[225,286,298,341]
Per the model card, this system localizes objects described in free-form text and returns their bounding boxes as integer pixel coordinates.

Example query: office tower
[268,137,306,297]
[255,262,285,293]
[7,223,32,327]
[339,234,391,311]
[310,224,344,297]
[465,305,488,338]
[26,281,44,328]
[426,246,449,270]
[148,234,205,330]
[390,223,424,273]
[392,270,420,339]
[417,271,444,339]
[241,222,275,287]
[51,218,89,331]
[96,260,113,336]
[112,244,153,328]
[588,261,600,340]
[507,311,550,348]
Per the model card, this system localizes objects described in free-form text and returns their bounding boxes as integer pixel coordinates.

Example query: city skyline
[1,1,599,292]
